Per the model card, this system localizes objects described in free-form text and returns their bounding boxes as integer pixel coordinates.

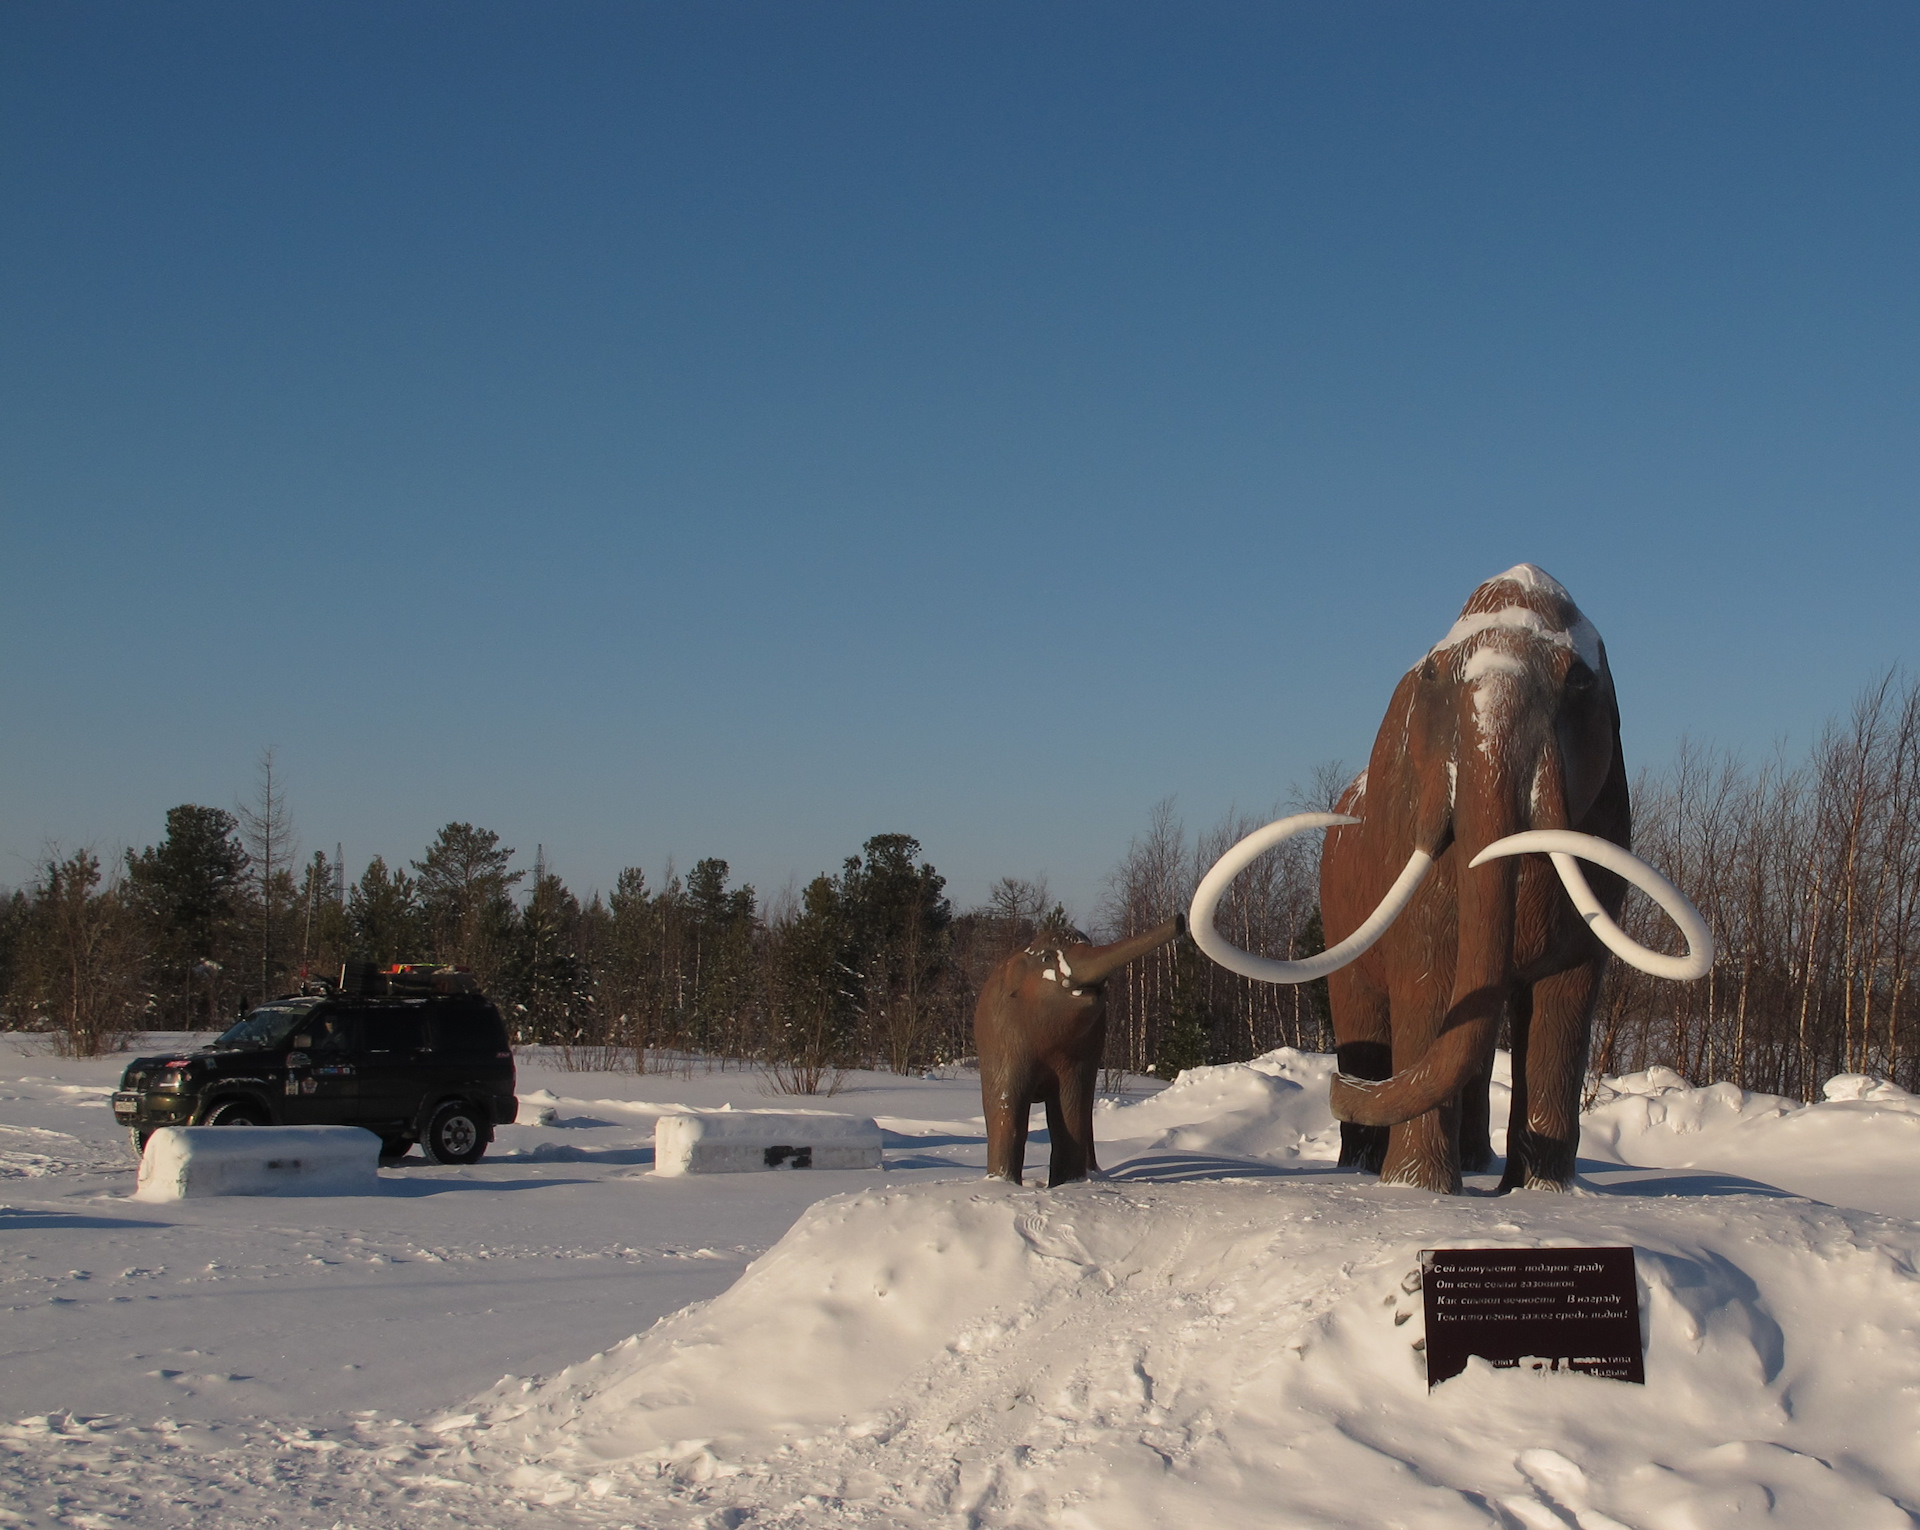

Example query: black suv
[114,978,517,1165]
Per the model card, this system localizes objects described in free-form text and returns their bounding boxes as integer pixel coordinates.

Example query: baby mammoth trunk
[1054,915,1186,987]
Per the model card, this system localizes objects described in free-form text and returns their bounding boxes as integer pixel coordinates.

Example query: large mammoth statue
[976,916,1185,1186]
[1189,565,1711,1194]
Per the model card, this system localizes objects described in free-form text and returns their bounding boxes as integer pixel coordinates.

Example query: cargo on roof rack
[335,960,480,997]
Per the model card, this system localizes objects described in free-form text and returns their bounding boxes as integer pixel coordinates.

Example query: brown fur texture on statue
[1321,566,1632,1193]
[1188,564,1713,1196]
[975,916,1185,1187]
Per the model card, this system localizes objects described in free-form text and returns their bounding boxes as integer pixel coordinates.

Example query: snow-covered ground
[4,1035,1919,1528]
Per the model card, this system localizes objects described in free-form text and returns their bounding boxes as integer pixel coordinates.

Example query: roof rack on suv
[332,960,481,997]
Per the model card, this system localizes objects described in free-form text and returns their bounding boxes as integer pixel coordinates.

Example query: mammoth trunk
[1064,916,1185,988]
[1331,749,1528,1128]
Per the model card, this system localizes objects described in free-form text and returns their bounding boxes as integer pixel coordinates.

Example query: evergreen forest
[7,670,1920,1097]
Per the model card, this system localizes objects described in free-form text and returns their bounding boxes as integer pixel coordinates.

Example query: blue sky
[4,2,1918,921]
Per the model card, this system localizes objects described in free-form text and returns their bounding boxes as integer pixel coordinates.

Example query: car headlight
[152,1072,186,1091]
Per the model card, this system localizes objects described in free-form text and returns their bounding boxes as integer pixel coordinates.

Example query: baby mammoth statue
[974,915,1186,1186]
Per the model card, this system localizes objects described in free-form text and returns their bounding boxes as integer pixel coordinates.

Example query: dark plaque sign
[1420,1246,1643,1389]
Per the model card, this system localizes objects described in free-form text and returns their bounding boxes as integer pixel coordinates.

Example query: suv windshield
[213,1000,321,1052]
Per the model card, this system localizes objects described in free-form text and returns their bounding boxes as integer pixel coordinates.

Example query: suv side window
[289,1011,358,1056]
[363,1011,427,1056]
[430,1003,507,1058]
[313,1013,358,1055]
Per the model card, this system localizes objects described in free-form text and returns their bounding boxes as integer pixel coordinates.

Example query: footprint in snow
[1015,1213,1109,1284]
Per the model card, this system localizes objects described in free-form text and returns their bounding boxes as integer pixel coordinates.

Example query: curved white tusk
[1467,829,1714,981]
[1189,813,1432,984]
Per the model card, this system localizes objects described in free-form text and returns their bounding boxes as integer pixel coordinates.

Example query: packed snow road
[1,1037,995,1435]
[5,1036,1920,1528]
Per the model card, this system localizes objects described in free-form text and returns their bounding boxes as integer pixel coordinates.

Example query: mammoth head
[1405,563,1619,852]
[1188,565,1712,987]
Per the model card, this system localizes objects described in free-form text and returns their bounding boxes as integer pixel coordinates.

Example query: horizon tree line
[7,671,1920,1098]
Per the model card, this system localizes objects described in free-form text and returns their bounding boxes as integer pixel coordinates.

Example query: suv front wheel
[204,1100,269,1127]
[422,1100,487,1165]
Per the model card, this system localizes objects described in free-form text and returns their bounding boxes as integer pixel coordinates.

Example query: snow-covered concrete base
[134,1125,381,1201]
[459,1173,1920,1528]
[652,1108,883,1175]
[13,1041,1920,1528]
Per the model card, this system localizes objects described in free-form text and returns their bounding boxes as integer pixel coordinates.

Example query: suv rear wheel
[422,1100,487,1165]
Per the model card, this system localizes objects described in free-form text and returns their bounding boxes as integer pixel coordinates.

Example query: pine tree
[510,869,591,1044]
[412,824,523,986]
[683,858,759,1057]
[839,834,954,1072]
[1155,944,1217,1078]
[769,873,856,1091]
[297,850,351,977]
[0,889,29,1025]
[347,856,425,965]
[9,851,142,1055]
[124,805,250,1027]
[598,867,664,1065]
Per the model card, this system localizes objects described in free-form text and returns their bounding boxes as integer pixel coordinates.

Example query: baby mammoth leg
[1046,1050,1102,1187]
[984,1075,1033,1185]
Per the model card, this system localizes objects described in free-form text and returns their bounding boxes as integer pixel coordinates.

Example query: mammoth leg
[1500,961,1600,1192]
[1330,965,1391,1173]
[1459,1046,1495,1175]
[1378,969,1476,1195]
[1494,984,1532,1189]
[1381,1098,1462,1193]
[984,1074,1033,1185]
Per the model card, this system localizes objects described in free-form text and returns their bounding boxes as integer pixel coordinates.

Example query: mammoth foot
[1499,1129,1577,1193]
[1378,1157,1463,1195]
[1497,1167,1574,1190]
[1379,1125,1465,1194]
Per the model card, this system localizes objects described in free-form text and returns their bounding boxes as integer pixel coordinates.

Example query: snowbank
[652,1108,884,1175]
[1096,1046,1344,1162]
[515,1087,560,1125]
[1583,1065,1920,1218]
[453,1175,1920,1526]
[134,1125,380,1201]
[1095,1049,1920,1218]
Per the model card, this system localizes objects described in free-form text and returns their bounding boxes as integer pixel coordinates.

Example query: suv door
[281,1011,363,1126]
[358,1007,434,1134]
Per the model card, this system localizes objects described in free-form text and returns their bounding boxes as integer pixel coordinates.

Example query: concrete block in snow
[135,1125,382,1201]
[653,1109,883,1175]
